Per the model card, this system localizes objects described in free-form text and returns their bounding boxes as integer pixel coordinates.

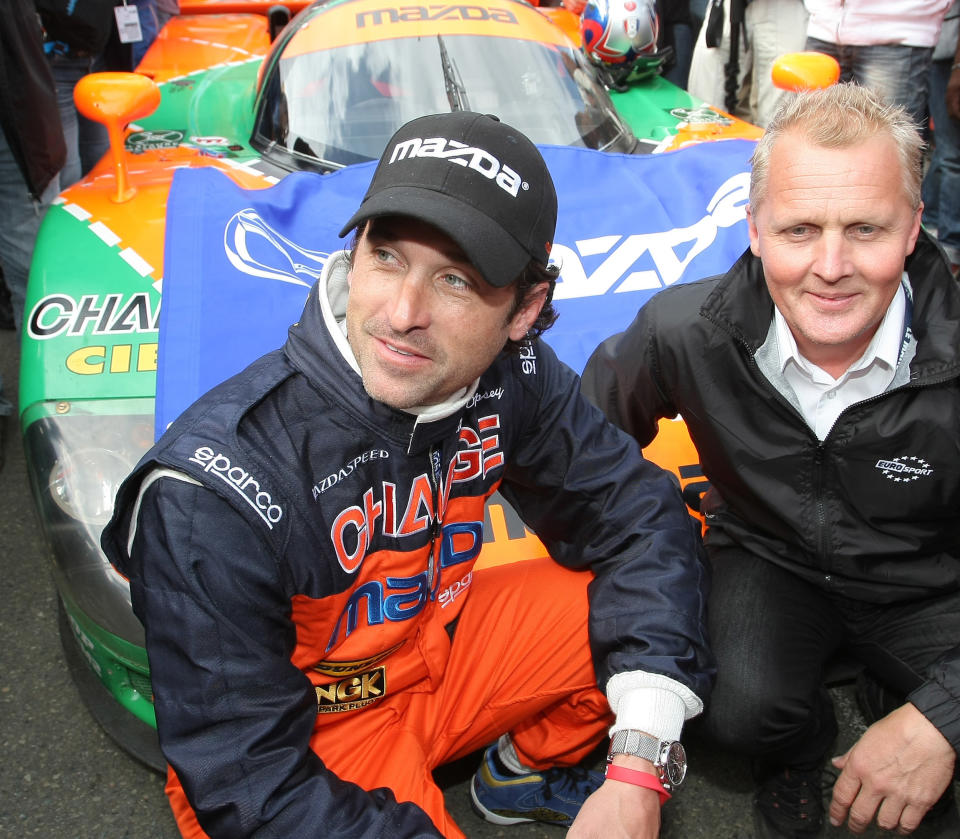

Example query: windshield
[252,34,637,170]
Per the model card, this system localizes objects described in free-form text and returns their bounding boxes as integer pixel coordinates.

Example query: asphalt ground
[1,324,956,838]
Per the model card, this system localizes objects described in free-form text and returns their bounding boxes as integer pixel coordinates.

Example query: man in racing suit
[102,112,712,839]
[582,84,960,838]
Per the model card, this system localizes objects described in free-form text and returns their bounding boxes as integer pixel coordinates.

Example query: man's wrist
[607,729,688,790]
[605,763,671,805]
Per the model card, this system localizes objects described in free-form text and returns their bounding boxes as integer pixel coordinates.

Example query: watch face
[663,741,687,787]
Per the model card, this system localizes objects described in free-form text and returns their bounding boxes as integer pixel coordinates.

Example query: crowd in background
[1,2,958,434]
[0,0,179,468]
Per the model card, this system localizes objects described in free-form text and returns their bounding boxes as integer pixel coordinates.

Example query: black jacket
[582,231,960,748]
[0,1,65,199]
[102,254,712,838]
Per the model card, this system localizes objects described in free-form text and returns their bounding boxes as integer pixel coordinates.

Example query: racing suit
[581,231,960,756]
[102,252,712,839]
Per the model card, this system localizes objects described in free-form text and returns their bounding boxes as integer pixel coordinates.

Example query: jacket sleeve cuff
[606,671,704,742]
[908,680,960,754]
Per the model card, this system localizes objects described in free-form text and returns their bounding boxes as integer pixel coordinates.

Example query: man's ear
[907,201,923,255]
[507,283,549,342]
[747,204,761,257]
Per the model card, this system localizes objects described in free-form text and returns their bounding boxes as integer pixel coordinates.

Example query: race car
[19,0,832,770]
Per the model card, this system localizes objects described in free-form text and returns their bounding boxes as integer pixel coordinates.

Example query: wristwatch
[607,729,687,791]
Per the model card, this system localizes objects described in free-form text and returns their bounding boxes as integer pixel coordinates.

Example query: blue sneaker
[469,744,604,827]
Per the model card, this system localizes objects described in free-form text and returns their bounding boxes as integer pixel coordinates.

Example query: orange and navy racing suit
[102,252,712,839]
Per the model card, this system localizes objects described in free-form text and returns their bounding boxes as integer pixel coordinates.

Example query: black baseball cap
[338,112,557,288]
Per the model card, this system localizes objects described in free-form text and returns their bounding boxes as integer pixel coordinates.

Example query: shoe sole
[469,779,535,826]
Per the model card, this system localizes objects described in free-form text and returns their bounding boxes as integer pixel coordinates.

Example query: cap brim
[338,186,531,288]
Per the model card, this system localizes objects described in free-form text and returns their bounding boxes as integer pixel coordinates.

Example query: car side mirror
[771,51,841,92]
[267,4,291,41]
[73,72,162,203]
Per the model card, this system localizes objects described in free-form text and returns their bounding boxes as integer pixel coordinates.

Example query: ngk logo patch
[315,666,386,713]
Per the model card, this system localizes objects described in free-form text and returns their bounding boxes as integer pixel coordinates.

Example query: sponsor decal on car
[27,292,161,376]
[670,106,734,126]
[355,4,520,28]
[28,292,159,339]
[126,129,185,152]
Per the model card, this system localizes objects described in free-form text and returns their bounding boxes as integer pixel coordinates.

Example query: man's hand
[828,703,956,834]
[568,755,662,838]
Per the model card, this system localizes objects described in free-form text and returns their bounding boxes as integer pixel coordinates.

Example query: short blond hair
[750,83,924,210]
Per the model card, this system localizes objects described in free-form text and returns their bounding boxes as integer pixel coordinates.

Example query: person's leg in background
[661,1,696,90]
[746,0,809,128]
[687,0,753,119]
[853,43,934,135]
[923,57,960,273]
[0,129,60,468]
[47,52,108,189]
[804,40,935,135]
[131,0,160,68]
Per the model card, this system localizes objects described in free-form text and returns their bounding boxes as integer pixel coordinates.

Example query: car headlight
[22,399,155,644]
[50,447,136,525]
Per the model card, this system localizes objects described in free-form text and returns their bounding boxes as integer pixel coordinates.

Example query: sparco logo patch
[389,137,525,197]
[187,446,284,527]
[875,456,934,482]
[315,666,386,713]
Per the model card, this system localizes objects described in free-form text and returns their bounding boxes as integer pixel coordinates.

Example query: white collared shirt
[776,281,906,440]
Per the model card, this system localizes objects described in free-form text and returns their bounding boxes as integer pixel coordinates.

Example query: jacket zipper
[426,445,443,595]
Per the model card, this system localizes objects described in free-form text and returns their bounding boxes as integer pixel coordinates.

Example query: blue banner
[158,140,756,437]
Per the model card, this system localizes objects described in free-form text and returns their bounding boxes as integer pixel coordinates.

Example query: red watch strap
[604,764,671,805]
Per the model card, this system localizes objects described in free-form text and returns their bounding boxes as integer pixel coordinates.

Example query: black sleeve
[580,300,679,447]
[126,477,442,839]
[501,341,713,700]
[909,646,960,753]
